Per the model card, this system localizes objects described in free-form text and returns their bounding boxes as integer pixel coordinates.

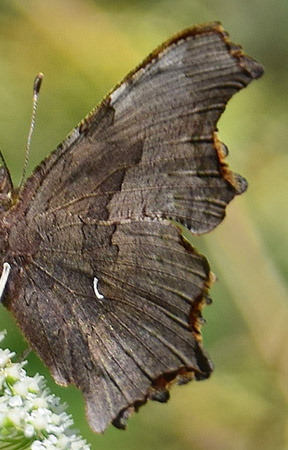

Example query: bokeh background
[0,0,287,449]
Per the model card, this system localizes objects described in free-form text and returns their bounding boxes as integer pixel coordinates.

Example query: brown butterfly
[0,22,263,432]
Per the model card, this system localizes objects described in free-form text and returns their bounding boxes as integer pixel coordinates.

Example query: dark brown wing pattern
[0,22,263,432]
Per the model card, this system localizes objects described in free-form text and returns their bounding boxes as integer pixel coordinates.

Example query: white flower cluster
[0,330,91,449]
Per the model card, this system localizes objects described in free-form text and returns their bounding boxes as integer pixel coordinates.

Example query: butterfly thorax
[0,166,38,303]
[0,167,14,266]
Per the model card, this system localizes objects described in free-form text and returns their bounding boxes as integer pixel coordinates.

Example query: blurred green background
[0,0,287,449]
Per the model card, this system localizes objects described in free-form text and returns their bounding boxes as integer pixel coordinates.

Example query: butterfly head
[0,166,14,214]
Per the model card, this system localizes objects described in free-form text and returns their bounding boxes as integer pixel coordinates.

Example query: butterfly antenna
[19,73,43,190]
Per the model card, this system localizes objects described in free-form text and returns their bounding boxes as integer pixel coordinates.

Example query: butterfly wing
[8,219,213,432]
[3,22,263,432]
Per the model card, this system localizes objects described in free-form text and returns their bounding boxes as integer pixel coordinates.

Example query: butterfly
[0,22,263,432]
